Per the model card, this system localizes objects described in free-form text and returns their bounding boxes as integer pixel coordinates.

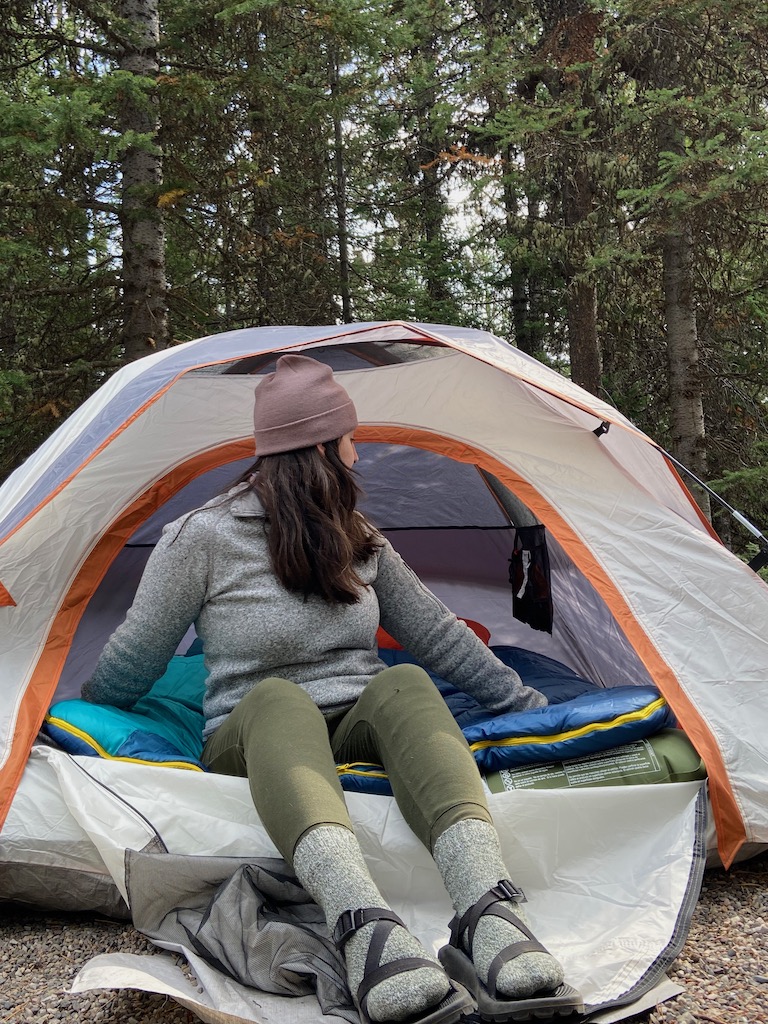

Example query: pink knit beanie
[253,354,358,455]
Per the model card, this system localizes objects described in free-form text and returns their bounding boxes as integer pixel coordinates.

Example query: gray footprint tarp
[37,749,706,1022]
[126,852,355,1020]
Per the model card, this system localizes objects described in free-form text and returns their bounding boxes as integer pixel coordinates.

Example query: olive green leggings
[201,663,492,863]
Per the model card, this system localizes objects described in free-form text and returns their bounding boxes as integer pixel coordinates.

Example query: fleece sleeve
[373,539,547,713]
[81,515,209,708]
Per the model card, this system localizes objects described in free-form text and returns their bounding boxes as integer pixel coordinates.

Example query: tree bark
[399,22,454,313]
[658,118,710,517]
[329,50,352,323]
[531,1,602,392]
[504,145,541,356]
[662,221,708,466]
[562,159,600,393]
[474,0,539,351]
[566,279,599,391]
[411,29,452,311]
[117,0,168,361]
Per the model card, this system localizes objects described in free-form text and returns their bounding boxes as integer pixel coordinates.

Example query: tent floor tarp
[2,745,707,1023]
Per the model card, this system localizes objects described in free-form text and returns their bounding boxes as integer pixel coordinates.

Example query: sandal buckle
[334,907,368,947]
[335,907,398,949]
[351,907,368,930]
[493,879,527,903]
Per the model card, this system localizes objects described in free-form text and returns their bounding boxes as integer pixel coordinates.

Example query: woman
[83,354,581,1024]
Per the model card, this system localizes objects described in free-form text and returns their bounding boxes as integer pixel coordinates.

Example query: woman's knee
[376,663,433,686]
[229,676,321,732]
[255,675,301,701]
[361,663,445,715]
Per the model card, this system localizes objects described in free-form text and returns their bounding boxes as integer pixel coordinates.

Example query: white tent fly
[1,321,767,1022]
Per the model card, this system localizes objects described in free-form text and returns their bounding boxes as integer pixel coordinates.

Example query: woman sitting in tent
[82,355,582,1024]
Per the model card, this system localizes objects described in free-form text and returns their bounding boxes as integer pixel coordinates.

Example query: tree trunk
[510,271,531,353]
[566,279,599,391]
[662,222,710,476]
[529,0,602,392]
[412,31,452,311]
[117,0,168,361]
[562,136,600,394]
[658,120,710,517]
[504,146,539,355]
[474,0,539,350]
[329,51,352,323]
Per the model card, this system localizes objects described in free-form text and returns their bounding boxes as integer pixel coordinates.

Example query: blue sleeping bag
[44,656,209,770]
[43,647,675,788]
[340,647,675,792]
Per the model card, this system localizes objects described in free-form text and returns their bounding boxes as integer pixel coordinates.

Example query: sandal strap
[449,880,527,949]
[357,955,446,1012]
[487,939,549,996]
[333,907,404,950]
[335,909,450,1019]
[447,880,553,1000]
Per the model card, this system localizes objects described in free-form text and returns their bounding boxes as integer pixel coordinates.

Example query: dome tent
[0,321,766,1021]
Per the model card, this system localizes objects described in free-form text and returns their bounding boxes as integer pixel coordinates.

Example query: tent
[1,321,767,1021]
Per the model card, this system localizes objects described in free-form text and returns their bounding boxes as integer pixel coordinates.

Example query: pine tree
[114,0,169,359]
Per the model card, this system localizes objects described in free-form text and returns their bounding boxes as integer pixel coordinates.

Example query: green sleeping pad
[484,729,706,793]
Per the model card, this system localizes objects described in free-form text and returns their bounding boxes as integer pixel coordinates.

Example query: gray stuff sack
[125,848,357,1021]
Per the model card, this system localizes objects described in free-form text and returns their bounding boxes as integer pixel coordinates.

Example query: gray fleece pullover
[82,487,547,736]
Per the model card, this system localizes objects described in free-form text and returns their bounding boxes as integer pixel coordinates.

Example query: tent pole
[661,449,768,571]
[593,418,768,571]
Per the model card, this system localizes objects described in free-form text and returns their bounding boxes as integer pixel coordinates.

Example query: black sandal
[437,881,584,1022]
[334,907,475,1024]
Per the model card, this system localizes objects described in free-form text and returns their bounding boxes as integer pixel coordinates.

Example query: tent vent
[210,341,446,376]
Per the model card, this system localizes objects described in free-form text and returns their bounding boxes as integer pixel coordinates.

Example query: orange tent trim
[1,426,743,865]
[359,426,745,866]
[0,440,254,834]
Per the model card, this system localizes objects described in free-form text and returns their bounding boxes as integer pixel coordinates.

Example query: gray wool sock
[433,819,564,999]
[293,825,450,1022]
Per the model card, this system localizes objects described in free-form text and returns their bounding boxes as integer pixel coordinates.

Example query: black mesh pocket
[509,525,553,633]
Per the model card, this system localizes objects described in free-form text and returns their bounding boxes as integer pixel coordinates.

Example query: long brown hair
[247,439,380,604]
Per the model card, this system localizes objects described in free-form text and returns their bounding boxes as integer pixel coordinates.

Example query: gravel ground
[1,852,767,1024]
